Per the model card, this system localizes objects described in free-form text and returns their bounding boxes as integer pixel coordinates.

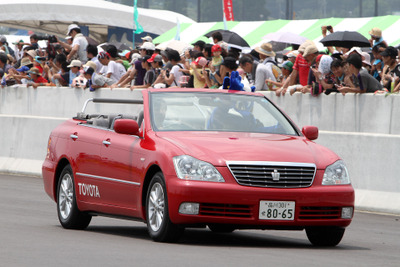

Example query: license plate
[259,201,295,220]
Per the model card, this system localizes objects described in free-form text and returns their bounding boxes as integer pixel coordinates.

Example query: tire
[306,227,345,247]
[57,165,91,230]
[146,172,183,242]
[208,224,235,233]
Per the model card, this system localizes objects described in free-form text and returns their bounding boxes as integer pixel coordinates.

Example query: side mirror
[302,126,319,140]
[114,119,140,136]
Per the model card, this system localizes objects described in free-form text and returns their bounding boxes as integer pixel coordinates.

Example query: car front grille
[227,161,316,188]
[299,206,341,219]
[199,203,252,218]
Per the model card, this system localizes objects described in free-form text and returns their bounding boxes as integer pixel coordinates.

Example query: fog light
[341,207,353,219]
[179,202,199,215]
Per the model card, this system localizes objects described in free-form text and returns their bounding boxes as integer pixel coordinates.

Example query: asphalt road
[1,173,399,267]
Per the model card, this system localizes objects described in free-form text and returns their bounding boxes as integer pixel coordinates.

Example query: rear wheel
[306,227,345,247]
[146,172,183,242]
[57,165,91,229]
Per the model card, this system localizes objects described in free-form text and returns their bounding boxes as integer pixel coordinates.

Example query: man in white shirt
[59,24,88,63]
[98,51,126,84]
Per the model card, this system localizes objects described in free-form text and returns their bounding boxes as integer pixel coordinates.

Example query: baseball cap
[302,45,318,57]
[130,53,141,64]
[16,65,30,72]
[381,46,398,59]
[0,35,6,43]
[346,53,362,69]
[193,56,208,67]
[139,42,155,51]
[67,60,82,68]
[211,44,222,53]
[98,51,110,59]
[67,24,80,35]
[361,52,371,66]
[139,55,151,62]
[148,53,163,63]
[345,47,362,57]
[281,61,293,72]
[141,36,153,42]
[83,61,97,70]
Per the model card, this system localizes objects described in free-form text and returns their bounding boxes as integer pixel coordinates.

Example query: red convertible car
[42,88,354,246]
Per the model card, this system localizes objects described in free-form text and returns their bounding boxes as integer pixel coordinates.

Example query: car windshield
[150,92,298,135]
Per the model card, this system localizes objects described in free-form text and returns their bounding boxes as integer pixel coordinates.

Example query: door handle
[103,140,111,146]
[70,133,78,140]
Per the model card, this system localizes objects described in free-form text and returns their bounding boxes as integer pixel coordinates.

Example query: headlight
[322,160,350,185]
[173,155,225,182]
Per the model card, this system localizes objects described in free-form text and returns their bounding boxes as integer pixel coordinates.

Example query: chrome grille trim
[227,161,316,188]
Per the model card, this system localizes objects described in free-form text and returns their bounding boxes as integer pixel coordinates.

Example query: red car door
[97,130,143,215]
[68,124,107,205]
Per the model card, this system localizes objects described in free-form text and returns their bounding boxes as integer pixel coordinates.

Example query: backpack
[265,60,282,82]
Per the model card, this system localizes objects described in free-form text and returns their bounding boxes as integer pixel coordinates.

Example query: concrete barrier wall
[1,86,399,214]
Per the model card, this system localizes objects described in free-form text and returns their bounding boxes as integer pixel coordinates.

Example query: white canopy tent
[0,0,195,42]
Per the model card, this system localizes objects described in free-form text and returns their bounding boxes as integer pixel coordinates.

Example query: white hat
[139,42,155,51]
[67,59,82,68]
[141,36,153,43]
[361,52,371,66]
[345,47,363,57]
[67,24,80,35]
[130,53,141,64]
[286,50,299,58]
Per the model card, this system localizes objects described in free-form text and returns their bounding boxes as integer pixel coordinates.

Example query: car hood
[156,131,339,168]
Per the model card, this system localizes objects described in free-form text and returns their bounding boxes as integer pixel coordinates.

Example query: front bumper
[166,169,355,229]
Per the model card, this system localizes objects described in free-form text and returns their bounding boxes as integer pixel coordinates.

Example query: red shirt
[33,76,48,84]
[293,54,311,86]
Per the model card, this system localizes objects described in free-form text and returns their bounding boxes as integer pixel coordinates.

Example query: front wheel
[146,172,183,242]
[306,227,345,246]
[57,165,91,229]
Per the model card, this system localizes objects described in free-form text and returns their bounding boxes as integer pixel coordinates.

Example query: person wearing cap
[128,42,155,86]
[337,53,383,94]
[83,66,114,91]
[12,40,26,62]
[58,24,88,63]
[368,27,388,52]
[8,65,30,85]
[380,46,400,91]
[192,40,206,52]
[189,56,208,88]
[97,51,126,85]
[276,40,313,96]
[141,36,153,44]
[26,67,49,88]
[148,54,163,83]
[266,61,293,90]
[211,44,223,70]
[67,59,82,86]
[130,55,155,90]
[255,42,282,90]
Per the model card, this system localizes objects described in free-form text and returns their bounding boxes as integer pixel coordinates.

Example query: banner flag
[134,0,144,34]
[223,0,234,21]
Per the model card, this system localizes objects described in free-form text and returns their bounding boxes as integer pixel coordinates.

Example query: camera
[36,35,58,43]
[327,25,333,31]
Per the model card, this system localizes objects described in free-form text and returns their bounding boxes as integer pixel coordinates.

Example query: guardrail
[1,86,399,214]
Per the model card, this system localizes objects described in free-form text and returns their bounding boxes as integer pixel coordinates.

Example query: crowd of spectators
[0,24,399,96]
